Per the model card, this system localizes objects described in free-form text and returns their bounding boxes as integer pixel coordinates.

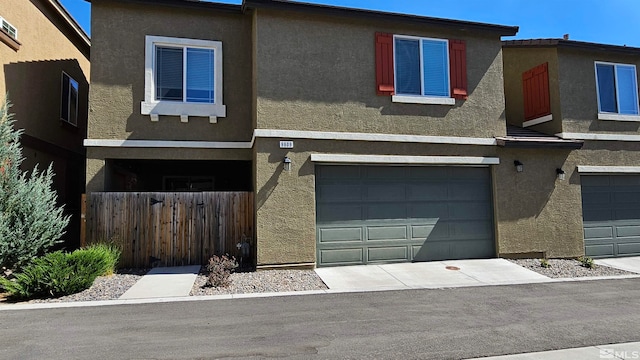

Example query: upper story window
[595,61,639,121]
[375,33,467,105]
[1,17,17,40]
[61,72,79,126]
[142,36,226,123]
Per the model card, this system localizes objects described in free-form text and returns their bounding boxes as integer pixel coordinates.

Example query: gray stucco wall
[254,9,508,138]
[558,48,640,135]
[89,1,253,142]
[502,47,562,135]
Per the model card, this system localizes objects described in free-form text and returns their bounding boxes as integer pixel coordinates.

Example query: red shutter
[449,39,467,99]
[522,62,550,121]
[375,32,394,96]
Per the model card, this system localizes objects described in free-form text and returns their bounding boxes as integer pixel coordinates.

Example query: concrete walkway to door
[119,265,201,299]
[314,258,552,292]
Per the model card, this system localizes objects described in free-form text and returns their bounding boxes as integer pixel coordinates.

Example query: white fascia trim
[523,114,552,127]
[556,132,640,142]
[392,95,456,105]
[310,154,499,166]
[597,113,640,122]
[49,0,91,46]
[577,166,640,174]
[83,139,252,149]
[253,129,497,146]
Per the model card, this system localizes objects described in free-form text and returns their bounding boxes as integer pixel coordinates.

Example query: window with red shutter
[522,63,551,122]
[375,32,394,96]
[449,39,467,99]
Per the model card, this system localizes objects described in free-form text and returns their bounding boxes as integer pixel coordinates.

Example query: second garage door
[315,165,495,266]
[582,175,640,258]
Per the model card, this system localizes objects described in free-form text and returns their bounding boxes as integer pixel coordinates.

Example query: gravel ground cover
[508,258,638,278]
[190,269,328,296]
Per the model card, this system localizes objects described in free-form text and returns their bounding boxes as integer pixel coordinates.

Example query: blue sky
[60,0,640,47]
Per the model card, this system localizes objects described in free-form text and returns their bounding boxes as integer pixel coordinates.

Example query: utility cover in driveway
[582,175,640,258]
[315,165,495,266]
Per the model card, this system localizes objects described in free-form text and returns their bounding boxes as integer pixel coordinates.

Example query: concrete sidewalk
[596,257,640,274]
[314,258,552,291]
[466,341,640,359]
[119,265,200,299]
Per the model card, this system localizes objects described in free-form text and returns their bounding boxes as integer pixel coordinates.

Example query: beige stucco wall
[254,138,501,266]
[254,9,508,138]
[558,48,640,135]
[0,0,89,152]
[502,47,562,135]
[88,1,252,142]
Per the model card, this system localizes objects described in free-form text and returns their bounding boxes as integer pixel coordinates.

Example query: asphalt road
[2,279,640,360]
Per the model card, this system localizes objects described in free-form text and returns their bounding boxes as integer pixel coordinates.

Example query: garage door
[315,165,495,266]
[581,175,640,258]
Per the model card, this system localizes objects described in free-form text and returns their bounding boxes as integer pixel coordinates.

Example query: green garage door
[315,165,495,266]
[582,175,640,258]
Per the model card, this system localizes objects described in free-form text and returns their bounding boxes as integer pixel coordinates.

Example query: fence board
[85,192,254,268]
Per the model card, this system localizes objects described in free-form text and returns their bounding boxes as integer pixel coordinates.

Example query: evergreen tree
[0,98,70,271]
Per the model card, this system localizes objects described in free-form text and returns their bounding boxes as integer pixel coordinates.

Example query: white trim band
[577,166,640,174]
[310,154,500,166]
[523,114,552,128]
[597,113,640,122]
[83,139,252,149]
[254,129,497,146]
[391,95,456,105]
[557,132,640,142]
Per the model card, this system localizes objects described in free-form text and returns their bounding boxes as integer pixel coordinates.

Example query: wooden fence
[85,192,254,268]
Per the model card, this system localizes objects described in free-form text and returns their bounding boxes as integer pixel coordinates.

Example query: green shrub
[578,256,596,269]
[0,244,121,300]
[0,98,70,271]
[539,258,551,268]
[204,255,238,288]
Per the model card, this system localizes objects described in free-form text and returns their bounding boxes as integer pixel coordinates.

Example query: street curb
[2,273,639,311]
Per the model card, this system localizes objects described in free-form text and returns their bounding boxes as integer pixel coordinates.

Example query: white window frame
[0,16,17,39]
[594,61,640,121]
[391,35,455,106]
[60,72,79,127]
[142,35,226,122]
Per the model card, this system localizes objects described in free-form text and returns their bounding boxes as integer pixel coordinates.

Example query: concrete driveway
[315,258,552,291]
[595,256,640,274]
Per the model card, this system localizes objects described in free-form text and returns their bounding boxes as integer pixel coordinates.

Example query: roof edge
[242,0,518,36]
[503,38,640,55]
[49,0,91,48]
[88,0,244,13]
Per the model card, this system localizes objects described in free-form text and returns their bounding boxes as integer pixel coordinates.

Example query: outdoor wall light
[514,160,523,173]
[283,156,292,172]
[556,168,566,181]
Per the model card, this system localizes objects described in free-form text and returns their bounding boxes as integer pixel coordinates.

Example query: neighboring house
[503,39,640,259]
[1,0,90,248]
[89,0,631,269]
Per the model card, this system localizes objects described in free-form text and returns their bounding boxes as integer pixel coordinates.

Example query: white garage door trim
[311,154,500,166]
[578,166,640,174]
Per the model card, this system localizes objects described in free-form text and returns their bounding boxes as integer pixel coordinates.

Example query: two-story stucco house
[88,0,633,269]
[503,39,640,260]
[1,0,90,248]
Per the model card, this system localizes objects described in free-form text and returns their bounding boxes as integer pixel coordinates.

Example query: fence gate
[85,192,254,268]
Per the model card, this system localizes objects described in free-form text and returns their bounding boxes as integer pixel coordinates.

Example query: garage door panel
[367,203,407,220]
[317,184,362,202]
[366,185,405,201]
[367,226,408,241]
[317,204,363,222]
[449,202,492,220]
[408,184,449,200]
[618,242,640,256]
[585,244,615,257]
[368,246,409,262]
[409,203,448,219]
[582,174,640,258]
[317,165,361,180]
[584,226,613,240]
[318,227,363,243]
[616,225,640,238]
[319,248,364,265]
[316,165,494,266]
